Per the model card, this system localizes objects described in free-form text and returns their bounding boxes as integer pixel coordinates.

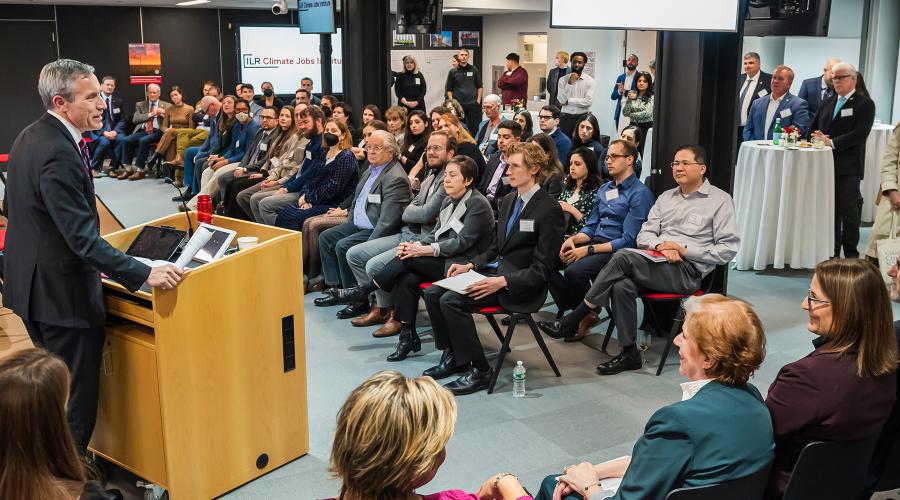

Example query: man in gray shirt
[540,144,739,374]
[445,48,484,133]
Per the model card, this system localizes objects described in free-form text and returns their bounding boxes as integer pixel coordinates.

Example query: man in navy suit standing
[737,52,772,144]
[610,53,639,132]
[810,62,876,258]
[3,59,184,451]
[798,58,841,117]
[743,65,811,141]
[88,75,125,177]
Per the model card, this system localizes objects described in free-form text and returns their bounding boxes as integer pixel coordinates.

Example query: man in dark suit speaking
[2,59,183,451]
[810,61,876,258]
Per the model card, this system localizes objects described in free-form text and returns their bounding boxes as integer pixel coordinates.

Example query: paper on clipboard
[432,271,487,294]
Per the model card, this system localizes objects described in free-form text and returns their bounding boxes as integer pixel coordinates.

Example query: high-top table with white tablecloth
[733,140,835,270]
[860,124,897,223]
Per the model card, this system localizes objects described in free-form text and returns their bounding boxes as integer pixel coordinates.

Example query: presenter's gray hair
[370,130,401,156]
[38,59,95,110]
[831,62,858,76]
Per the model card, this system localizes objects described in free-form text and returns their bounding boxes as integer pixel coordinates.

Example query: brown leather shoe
[351,305,389,327]
[128,170,145,181]
[372,314,402,338]
[116,169,131,180]
[565,311,600,343]
[164,156,184,168]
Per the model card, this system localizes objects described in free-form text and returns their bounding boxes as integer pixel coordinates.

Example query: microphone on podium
[163,177,194,237]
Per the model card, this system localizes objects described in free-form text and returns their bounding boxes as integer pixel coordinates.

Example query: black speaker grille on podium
[396,0,443,34]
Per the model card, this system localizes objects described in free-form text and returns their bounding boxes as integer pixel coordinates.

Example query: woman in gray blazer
[348,156,496,361]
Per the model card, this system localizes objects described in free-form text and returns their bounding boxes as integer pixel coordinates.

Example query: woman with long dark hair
[399,110,432,179]
[622,71,654,157]
[514,109,534,142]
[558,147,603,237]
[570,114,608,178]
[530,132,566,198]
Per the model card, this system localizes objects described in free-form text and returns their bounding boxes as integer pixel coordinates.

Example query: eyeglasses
[806,289,830,308]
[607,153,630,161]
[670,161,702,168]
[538,115,554,120]
[260,115,278,120]
[425,145,445,152]
[832,74,852,81]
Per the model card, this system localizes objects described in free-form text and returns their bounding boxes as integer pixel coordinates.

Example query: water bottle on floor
[513,361,526,398]
[639,330,652,365]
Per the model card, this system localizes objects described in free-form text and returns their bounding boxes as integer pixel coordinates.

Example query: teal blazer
[611,381,774,500]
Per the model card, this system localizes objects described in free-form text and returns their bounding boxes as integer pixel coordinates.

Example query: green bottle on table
[773,118,782,145]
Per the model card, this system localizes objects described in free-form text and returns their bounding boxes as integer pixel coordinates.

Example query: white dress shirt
[764,93,786,140]
[557,73,595,115]
[739,73,759,126]
[47,110,83,147]
[680,378,713,401]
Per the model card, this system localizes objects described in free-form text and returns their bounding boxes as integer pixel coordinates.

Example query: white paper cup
[237,236,259,250]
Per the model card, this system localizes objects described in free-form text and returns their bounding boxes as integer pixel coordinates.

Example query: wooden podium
[90,213,308,500]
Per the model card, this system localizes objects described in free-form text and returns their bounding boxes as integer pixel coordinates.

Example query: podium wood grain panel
[91,213,308,500]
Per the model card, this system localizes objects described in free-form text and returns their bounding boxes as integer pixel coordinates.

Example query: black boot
[596,348,642,375]
[443,365,493,396]
[386,325,421,362]
[423,349,468,380]
[334,283,376,305]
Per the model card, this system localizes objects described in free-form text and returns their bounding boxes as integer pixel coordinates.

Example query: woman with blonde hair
[395,55,428,113]
[765,258,898,498]
[537,294,774,500]
[328,371,531,500]
[0,348,109,499]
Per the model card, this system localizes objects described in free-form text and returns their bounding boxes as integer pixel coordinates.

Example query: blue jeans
[121,129,162,169]
[89,135,115,171]
[184,146,209,194]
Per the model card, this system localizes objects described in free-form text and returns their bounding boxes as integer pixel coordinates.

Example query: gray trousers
[584,251,701,348]
[319,222,373,287]
[256,190,300,225]
[346,234,402,307]
[237,182,275,221]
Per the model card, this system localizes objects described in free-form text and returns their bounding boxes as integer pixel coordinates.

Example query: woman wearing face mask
[764,259,898,499]
[253,81,285,109]
[186,99,260,211]
[274,118,360,231]
[399,110,433,182]
[394,55,427,113]
[570,114,608,178]
[621,72,654,157]
[321,94,337,118]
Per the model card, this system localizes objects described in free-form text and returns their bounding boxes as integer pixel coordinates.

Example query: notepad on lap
[623,247,669,263]
[432,271,487,294]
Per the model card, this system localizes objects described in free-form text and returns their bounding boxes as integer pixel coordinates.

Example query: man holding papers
[423,142,565,395]
[540,145,739,376]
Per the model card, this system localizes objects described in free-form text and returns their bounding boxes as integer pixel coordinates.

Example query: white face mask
[236,112,250,123]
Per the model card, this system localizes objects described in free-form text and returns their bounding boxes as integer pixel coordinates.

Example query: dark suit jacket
[90,94,125,139]
[811,92,876,177]
[866,323,900,491]
[479,152,513,211]
[612,382,774,500]
[348,159,412,240]
[798,76,833,117]
[2,113,150,328]
[547,66,569,108]
[765,340,897,497]
[739,71,773,114]
[419,189,496,273]
[240,127,281,172]
[471,187,564,312]
[743,92,812,141]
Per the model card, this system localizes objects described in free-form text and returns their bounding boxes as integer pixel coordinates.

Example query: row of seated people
[5,268,897,499]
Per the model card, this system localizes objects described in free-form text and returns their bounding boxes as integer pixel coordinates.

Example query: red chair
[419,283,561,394]
[601,269,718,376]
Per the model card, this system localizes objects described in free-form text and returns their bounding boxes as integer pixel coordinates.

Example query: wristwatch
[587,245,595,255]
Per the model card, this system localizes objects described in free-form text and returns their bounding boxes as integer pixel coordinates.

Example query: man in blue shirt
[538,105,572,165]
[548,139,654,341]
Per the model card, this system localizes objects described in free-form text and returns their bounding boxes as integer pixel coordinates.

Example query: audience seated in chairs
[479,120,522,212]
[764,259,898,499]
[151,86,194,172]
[115,83,170,181]
[215,105,282,216]
[549,142,654,342]
[0,348,113,500]
[536,294,773,500]
[385,105,408,145]
[164,95,220,187]
[570,114,608,178]
[422,142,565,396]
[254,105,326,225]
[327,371,532,500]
[327,131,456,338]
[540,144,739,375]
[236,104,307,222]
[619,126,644,179]
[557,147,604,238]
[179,94,236,201]
[304,120,389,292]
[315,130,411,317]
[398,110,432,179]
[437,113,487,182]
[514,110,535,143]
[88,75,125,177]
[185,99,259,210]
[529,132,566,199]
[537,105,572,165]
[274,118,359,231]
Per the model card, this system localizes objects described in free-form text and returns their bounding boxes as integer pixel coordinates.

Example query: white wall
[863,0,899,123]
[481,12,551,94]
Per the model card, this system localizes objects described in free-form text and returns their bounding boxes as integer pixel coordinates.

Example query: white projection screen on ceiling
[551,0,741,32]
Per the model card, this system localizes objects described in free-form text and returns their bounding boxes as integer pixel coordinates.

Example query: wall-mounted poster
[459,31,480,47]
[429,31,453,48]
[128,43,162,85]
[393,30,417,48]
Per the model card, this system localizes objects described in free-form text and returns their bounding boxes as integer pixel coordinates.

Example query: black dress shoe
[596,351,642,375]
[423,349,469,380]
[386,325,421,362]
[172,191,193,202]
[314,294,340,307]
[538,317,578,339]
[443,366,493,396]
[334,285,373,305]
[336,301,370,319]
